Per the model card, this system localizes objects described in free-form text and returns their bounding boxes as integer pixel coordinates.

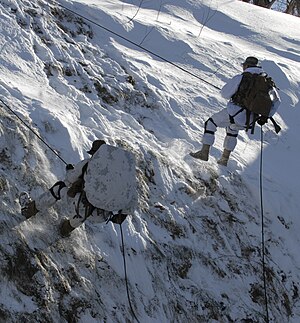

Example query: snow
[0,0,300,322]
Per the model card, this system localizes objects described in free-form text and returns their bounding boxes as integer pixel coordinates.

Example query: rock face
[0,0,299,322]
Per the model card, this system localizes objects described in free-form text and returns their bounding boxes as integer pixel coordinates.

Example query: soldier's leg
[190,108,231,160]
[35,181,67,210]
[20,181,66,219]
[60,203,95,237]
[217,126,239,166]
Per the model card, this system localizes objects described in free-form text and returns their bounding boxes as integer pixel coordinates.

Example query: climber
[19,139,129,237]
[190,56,281,166]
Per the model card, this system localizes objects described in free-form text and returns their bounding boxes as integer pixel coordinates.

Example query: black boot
[19,192,39,219]
[111,213,127,224]
[60,219,75,237]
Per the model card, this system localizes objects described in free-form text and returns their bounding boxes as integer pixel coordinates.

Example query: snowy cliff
[0,0,300,322]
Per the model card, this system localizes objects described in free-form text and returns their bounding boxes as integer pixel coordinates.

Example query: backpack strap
[67,162,89,198]
[84,199,96,220]
[231,72,253,108]
[228,107,255,133]
[250,113,259,134]
[80,162,97,218]
[70,161,96,219]
[81,162,89,178]
[248,113,277,134]
[244,110,252,133]
[74,190,95,220]
[269,117,281,133]
[229,107,244,124]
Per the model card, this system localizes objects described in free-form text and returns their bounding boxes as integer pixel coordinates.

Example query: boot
[189,144,210,161]
[60,219,76,237]
[19,192,38,219]
[217,149,231,166]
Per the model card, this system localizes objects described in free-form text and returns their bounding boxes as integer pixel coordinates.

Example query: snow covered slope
[0,0,299,322]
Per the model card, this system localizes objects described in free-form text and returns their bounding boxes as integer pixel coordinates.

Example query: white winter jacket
[65,158,89,186]
[221,67,281,128]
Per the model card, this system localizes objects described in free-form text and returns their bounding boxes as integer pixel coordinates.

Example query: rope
[1,98,136,323]
[119,223,141,323]
[0,98,68,165]
[51,1,221,91]
[259,126,270,323]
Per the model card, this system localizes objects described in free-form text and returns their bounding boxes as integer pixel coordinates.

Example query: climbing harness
[49,181,66,200]
[229,106,281,135]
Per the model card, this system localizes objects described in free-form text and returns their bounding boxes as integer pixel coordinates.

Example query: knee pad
[204,118,217,134]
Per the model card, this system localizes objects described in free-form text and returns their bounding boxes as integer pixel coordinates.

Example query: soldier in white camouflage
[19,139,127,237]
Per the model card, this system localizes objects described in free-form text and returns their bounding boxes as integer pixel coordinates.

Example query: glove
[111,214,127,224]
[66,164,74,170]
[110,212,128,224]
[257,116,268,126]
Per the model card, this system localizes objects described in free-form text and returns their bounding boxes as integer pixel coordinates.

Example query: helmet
[87,139,106,155]
[242,56,259,67]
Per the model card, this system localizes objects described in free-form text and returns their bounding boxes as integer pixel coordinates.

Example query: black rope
[119,223,141,323]
[0,98,68,165]
[51,1,221,91]
[259,126,270,323]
